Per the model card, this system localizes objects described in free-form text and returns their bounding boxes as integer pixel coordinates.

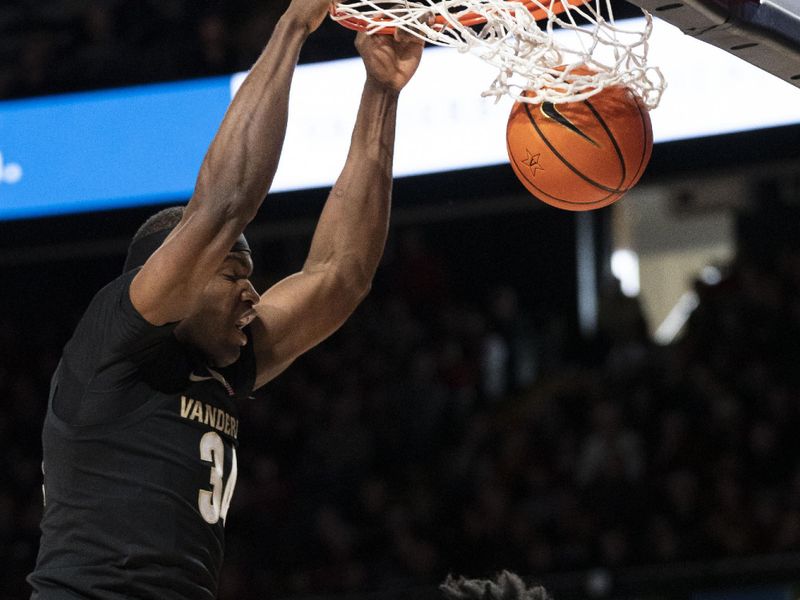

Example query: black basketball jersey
[28,269,255,600]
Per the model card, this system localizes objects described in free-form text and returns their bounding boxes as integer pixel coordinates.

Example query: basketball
[506,85,653,211]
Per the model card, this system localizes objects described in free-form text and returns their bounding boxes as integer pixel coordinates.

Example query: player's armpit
[248,265,369,389]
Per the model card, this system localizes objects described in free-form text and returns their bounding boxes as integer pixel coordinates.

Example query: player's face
[179,251,258,367]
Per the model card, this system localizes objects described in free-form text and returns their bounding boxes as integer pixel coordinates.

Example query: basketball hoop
[331,0,666,108]
[333,0,582,32]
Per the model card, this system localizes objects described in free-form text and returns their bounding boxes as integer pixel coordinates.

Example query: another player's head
[441,571,552,600]
[125,205,259,367]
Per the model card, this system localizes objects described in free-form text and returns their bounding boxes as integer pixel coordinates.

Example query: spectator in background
[481,284,538,401]
[195,11,238,75]
[576,400,644,487]
[63,1,127,91]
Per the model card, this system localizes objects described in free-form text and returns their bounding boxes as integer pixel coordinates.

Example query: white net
[332,0,666,108]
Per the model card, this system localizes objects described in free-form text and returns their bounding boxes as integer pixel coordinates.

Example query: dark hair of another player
[440,571,552,600]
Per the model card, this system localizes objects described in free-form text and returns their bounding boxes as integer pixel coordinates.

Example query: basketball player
[28,0,425,597]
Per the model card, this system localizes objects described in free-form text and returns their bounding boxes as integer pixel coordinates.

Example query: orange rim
[332,0,592,34]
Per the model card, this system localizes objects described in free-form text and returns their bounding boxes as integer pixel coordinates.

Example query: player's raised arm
[130,0,332,326]
[248,30,425,389]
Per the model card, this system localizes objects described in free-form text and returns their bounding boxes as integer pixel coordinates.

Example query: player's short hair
[123,205,250,273]
[123,206,187,273]
[131,205,186,245]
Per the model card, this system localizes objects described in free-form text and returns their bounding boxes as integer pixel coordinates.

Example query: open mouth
[235,310,257,331]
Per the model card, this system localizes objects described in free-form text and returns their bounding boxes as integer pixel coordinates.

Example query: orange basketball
[506,86,653,211]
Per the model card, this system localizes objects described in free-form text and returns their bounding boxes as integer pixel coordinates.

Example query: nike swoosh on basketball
[540,102,598,147]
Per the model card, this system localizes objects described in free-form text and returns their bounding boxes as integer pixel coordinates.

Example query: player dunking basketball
[28,1,424,598]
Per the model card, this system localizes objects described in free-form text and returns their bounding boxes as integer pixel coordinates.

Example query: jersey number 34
[198,431,238,525]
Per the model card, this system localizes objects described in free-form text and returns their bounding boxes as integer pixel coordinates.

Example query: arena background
[3,1,800,599]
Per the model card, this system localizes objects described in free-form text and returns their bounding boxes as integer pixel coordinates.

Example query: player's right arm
[130,0,333,326]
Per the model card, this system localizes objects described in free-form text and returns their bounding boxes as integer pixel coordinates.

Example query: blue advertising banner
[0,77,231,220]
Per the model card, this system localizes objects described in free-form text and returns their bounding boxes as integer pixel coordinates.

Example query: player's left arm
[248,30,424,389]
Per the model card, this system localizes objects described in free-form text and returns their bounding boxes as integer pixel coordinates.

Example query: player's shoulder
[77,268,138,322]
[61,268,187,396]
[68,268,174,360]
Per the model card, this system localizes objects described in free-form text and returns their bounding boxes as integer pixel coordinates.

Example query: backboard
[624,0,800,88]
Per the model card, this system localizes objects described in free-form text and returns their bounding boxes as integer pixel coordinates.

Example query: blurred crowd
[4,216,800,599]
[0,0,356,100]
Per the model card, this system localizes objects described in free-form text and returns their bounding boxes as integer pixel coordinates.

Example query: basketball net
[332,0,666,108]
